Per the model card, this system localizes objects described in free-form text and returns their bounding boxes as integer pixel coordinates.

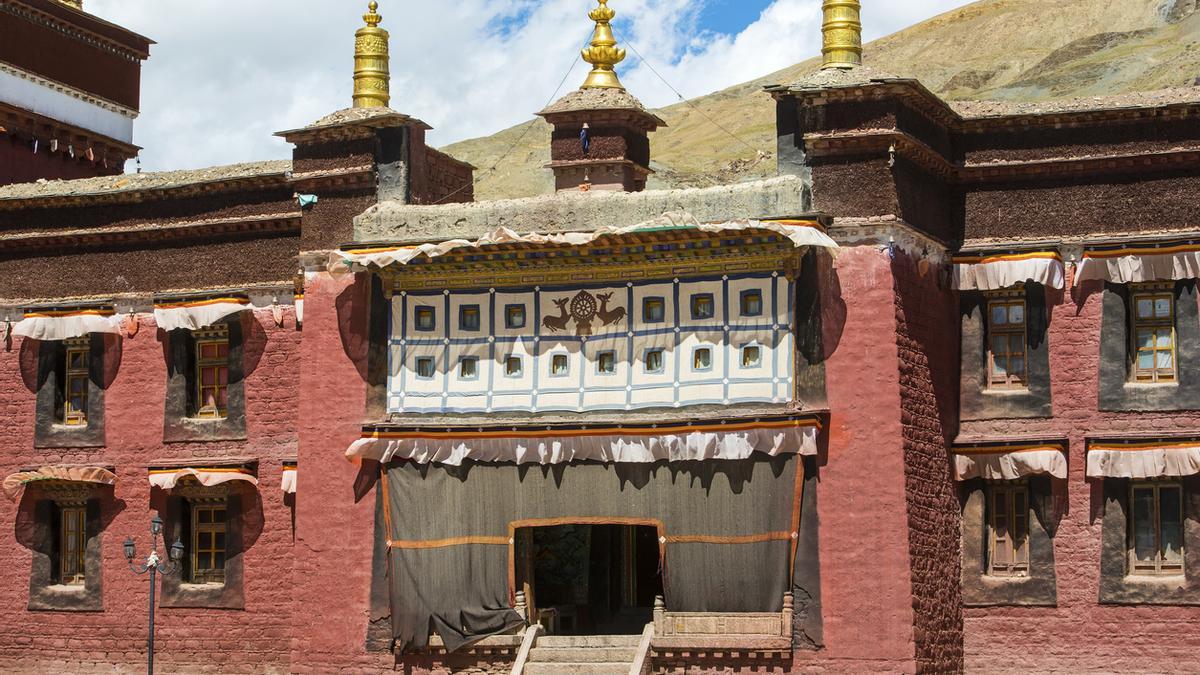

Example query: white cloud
[85,0,973,172]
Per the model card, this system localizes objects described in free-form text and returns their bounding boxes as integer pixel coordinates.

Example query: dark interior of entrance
[516,524,662,635]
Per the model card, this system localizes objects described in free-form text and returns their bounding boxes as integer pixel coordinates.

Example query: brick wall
[959,272,1200,673]
[0,308,299,674]
[891,251,965,672]
[411,147,474,205]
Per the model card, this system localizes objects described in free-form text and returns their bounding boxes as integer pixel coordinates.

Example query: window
[1130,483,1184,576]
[505,305,526,330]
[63,339,89,426]
[987,483,1030,577]
[645,348,664,373]
[987,295,1027,388]
[414,306,436,332]
[597,351,616,374]
[741,345,762,368]
[690,294,714,320]
[643,297,665,323]
[415,357,436,379]
[740,289,763,317]
[693,347,712,371]
[459,356,478,380]
[195,328,229,419]
[459,305,481,332]
[190,502,227,584]
[550,353,569,377]
[58,504,86,585]
[504,355,523,377]
[1132,287,1176,383]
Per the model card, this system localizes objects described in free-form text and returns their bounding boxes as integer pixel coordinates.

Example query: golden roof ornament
[58,0,82,9]
[353,1,391,108]
[580,0,626,90]
[821,0,862,69]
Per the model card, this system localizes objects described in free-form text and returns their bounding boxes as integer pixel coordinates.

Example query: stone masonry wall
[959,271,1200,673]
[892,250,965,672]
[0,308,299,674]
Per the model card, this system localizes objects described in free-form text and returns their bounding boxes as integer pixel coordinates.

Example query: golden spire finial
[821,0,862,69]
[353,1,391,108]
[580,0,626,90]
[58,0,82,9]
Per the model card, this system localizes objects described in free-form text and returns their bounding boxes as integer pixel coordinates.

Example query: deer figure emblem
[596,292,626,327]
[541,297,571,333]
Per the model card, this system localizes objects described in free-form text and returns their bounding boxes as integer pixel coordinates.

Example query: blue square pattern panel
[386,273,794,414]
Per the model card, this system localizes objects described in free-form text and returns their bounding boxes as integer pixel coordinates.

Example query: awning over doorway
[1086,438,1200,479]
[346,414,821,466]
[1074,241,1200,286]
[281,461,297,494]
[153,295,250,332]
[12,306,121,341]
[952,251,1064,291]
[147,465,258,490]
[3,465,115,502]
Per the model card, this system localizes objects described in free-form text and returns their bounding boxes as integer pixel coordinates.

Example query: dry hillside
[443,0,1200,200]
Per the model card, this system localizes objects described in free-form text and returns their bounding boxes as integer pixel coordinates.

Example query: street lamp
[124,515,184,675]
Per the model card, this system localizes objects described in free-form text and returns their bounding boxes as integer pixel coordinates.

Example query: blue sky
[86,0,975,172]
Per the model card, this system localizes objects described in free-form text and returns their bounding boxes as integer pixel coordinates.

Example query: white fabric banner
[953,256,1065,291]
[3,466,116,502]
[148,468,259,490]
[154,301,249,332]
[12,313,120,340]
[281,467,297,494]
[342,215,837,268]
[1086,445,1200,479]
[953,449,1067,481]
[346,420,819,467]
[1074,250,1200,286]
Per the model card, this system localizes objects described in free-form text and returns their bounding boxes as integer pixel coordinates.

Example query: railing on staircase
[629,622,655,675]
[510,622,542,675]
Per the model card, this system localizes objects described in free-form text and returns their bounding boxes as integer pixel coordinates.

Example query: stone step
[523,662,630,675]
[535,634,642,648]
[528,646,639,663]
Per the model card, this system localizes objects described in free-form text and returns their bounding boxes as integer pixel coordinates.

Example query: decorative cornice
[0,0,151,61]
[0,61,139,118]
[827,215,950,266]
[0,211,301,253]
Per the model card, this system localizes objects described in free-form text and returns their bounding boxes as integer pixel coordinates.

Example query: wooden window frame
[1131,284,1177,384]
[193,327,230,420]
[985,291,1028,389]
[987,482,1030,577]
[1129,481,1185,577]
[58,503,87,585]
[62,338,90,426]
[189,500,228,585]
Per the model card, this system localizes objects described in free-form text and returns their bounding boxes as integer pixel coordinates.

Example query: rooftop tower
[353,1,391,108]
[821,0,862,69]
[537,0,664,193]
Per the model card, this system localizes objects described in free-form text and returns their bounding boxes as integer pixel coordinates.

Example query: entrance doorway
[514,523,663,635]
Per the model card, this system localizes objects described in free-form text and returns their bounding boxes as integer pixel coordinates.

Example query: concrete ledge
[352,176,808,243]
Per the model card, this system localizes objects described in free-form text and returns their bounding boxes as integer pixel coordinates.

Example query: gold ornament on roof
[821,0,862,69]
[353,1,391,108]
[58,0,82,9]
[580,0,626,90]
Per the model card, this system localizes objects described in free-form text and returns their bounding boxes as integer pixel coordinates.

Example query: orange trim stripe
[1083,243,1200,259]
[388,535,509,549]
[1089,440,1200,452]
[147,467,255,475]
[22,309,115,318]
[952,251,1061,265]
[362,418,821,442]
[953,444,1066,455]
[763,219,826,232]
[664,531,793,545]
[154,298,250,310]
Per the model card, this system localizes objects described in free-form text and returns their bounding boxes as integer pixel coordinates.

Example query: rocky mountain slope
[443,0,1200,200]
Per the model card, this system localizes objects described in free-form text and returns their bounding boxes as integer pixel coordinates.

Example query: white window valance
[346,415,821,467]
[3,465,115,502]
[1074,243,1200,286]
[281,464,297,494]
[12,308,121,341]
[952,252,1064,291]
[953,444,1068,481]
[153,297,250,332]
[148,466,258,490]
[1086,440,1200,479]
[340,215,838,268]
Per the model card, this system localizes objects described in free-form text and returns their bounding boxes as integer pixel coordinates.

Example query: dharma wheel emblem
[542,290,625,336]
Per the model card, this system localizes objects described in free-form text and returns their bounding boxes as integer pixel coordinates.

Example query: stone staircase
[522,634,641,675]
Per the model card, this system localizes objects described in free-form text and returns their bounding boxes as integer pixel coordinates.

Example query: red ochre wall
[0,308,299,674]
[0,140,119,186]
[960,270,1200,673]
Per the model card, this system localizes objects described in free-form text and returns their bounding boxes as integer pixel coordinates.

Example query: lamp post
[124,515,184,675]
